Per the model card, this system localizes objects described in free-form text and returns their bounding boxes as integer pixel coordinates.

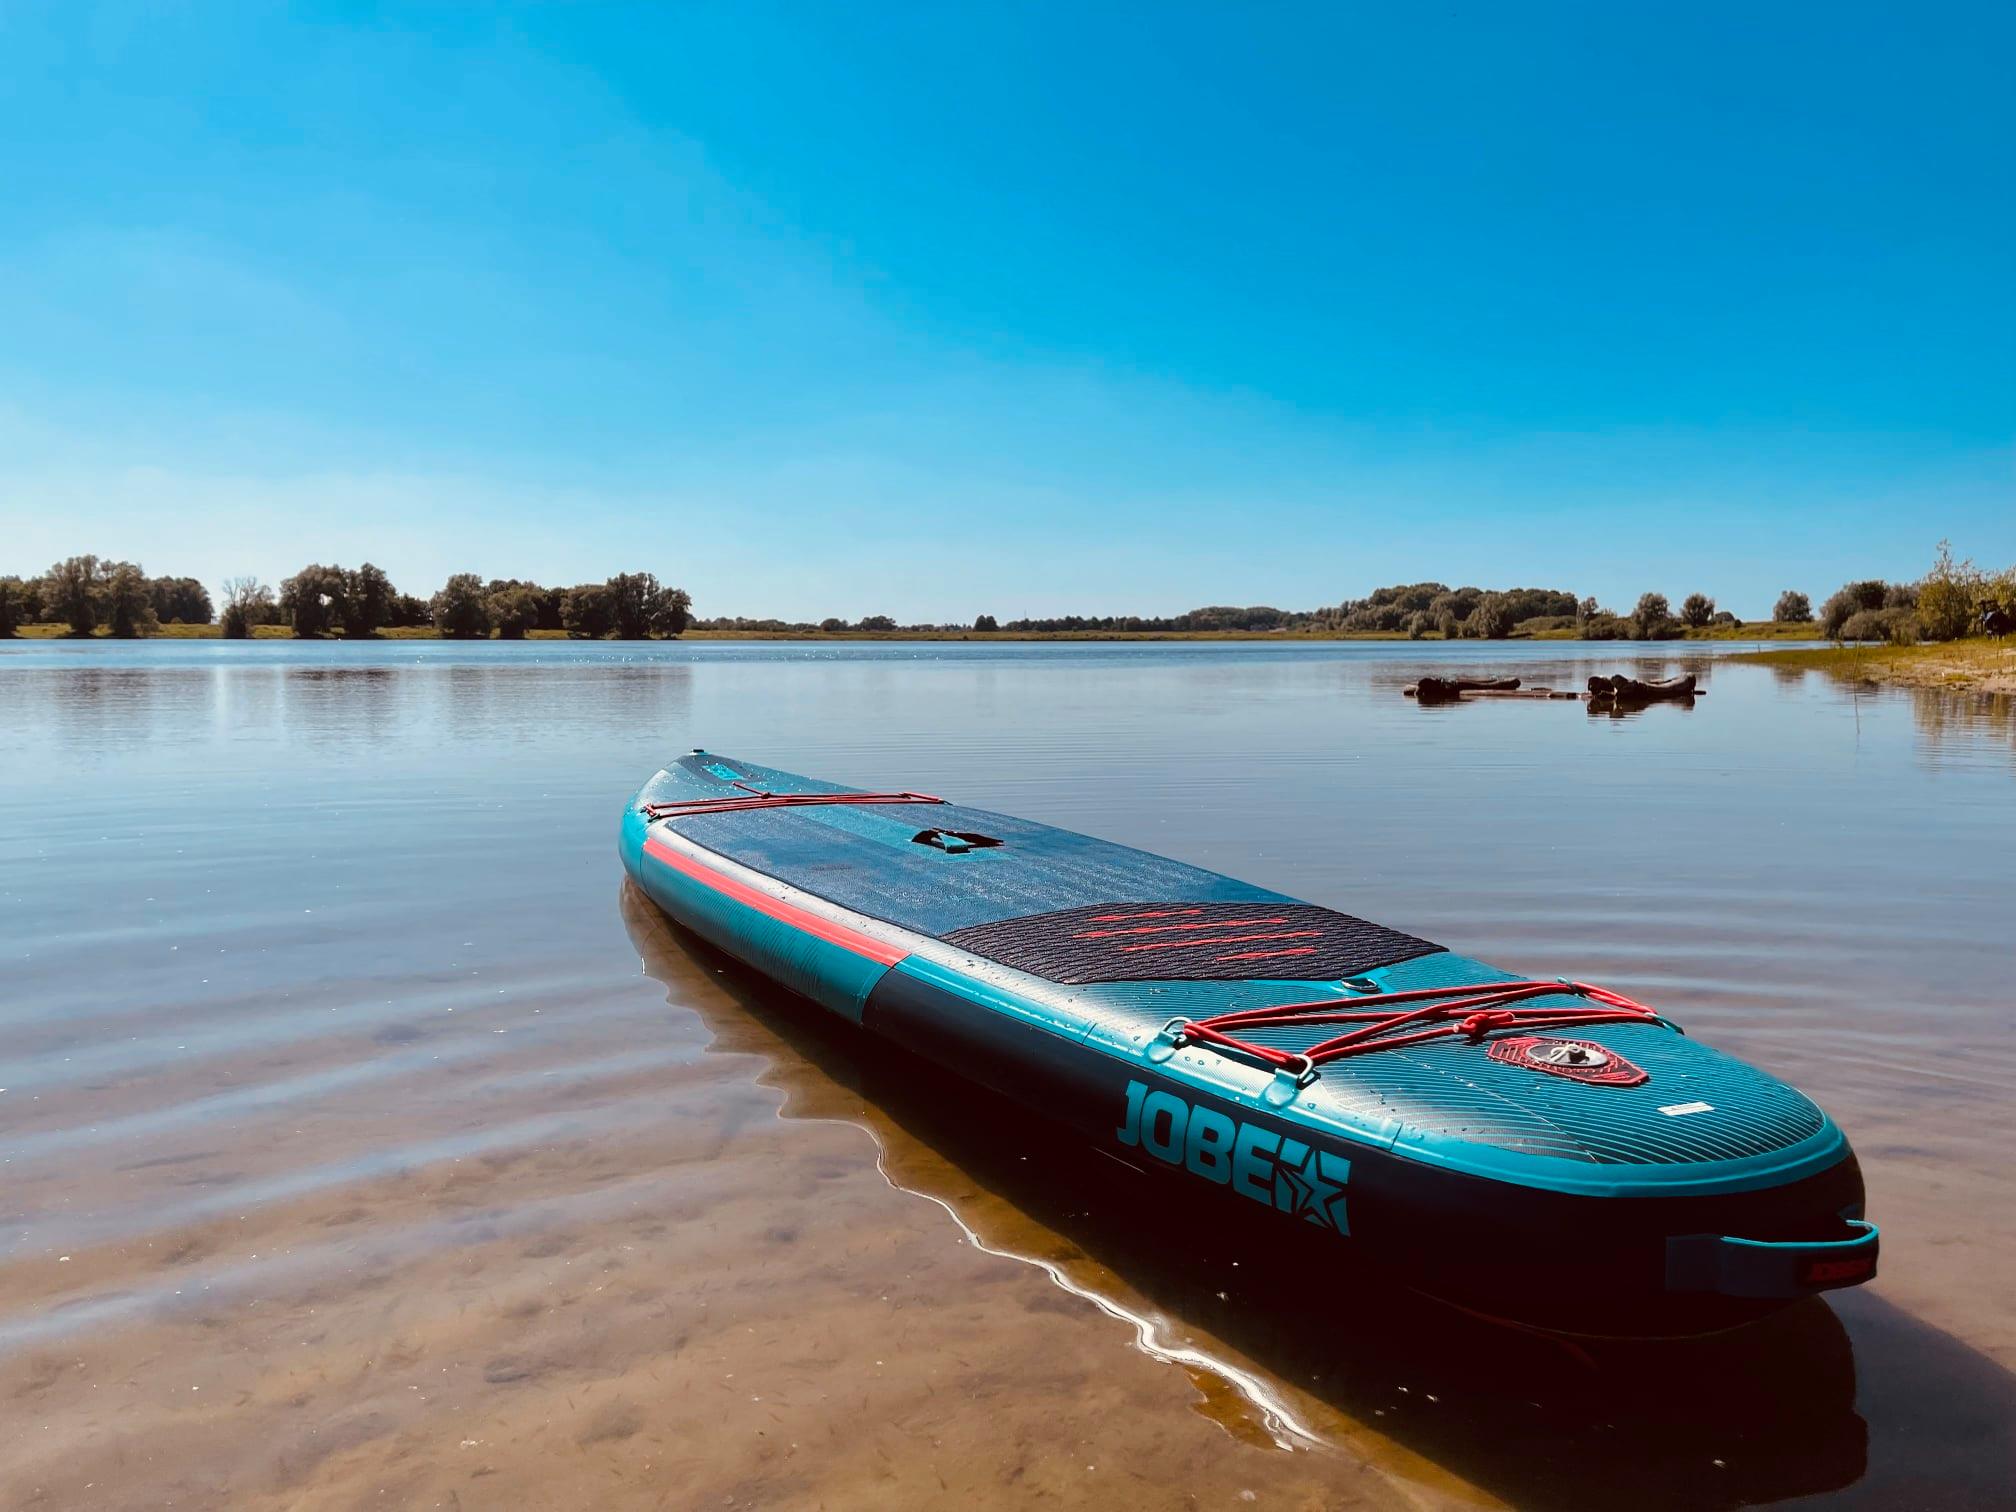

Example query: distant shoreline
[8,620,1821,645]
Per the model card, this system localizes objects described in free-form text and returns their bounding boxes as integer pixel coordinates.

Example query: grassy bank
[9,620,1820,644]
[1736,638,2016,693]
[1678,620,1821,641]
[1525,619,1816,642]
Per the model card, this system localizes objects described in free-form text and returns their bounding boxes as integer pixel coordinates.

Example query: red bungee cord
[1175,979,1669,1074]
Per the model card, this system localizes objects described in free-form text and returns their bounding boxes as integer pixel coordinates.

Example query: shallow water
[2,639,2013,1509]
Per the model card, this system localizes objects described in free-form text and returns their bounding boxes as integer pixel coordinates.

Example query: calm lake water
[3,639,2013,1510]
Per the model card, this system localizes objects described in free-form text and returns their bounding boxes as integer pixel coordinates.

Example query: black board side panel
[860,965,1865,1311]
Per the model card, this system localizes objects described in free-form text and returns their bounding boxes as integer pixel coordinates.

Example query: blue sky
[2,2,2010,620]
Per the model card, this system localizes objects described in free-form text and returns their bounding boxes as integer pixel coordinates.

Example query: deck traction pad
[940,901,1441,984]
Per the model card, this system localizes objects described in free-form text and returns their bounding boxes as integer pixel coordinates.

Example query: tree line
[918,587,1770,640]
[691,592,1725,639]
[5,542,2007,643]
[960,546,2006,644]
[0,559,693,640]
[0,556,213,638]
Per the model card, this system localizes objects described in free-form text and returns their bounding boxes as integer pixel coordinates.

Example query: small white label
[1658,1100,1714,1117]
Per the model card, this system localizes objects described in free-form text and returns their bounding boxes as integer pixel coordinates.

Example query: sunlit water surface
[3,639,2013,1510]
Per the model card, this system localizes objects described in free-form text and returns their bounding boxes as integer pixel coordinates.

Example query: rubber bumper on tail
[1667,1219,1879,1299]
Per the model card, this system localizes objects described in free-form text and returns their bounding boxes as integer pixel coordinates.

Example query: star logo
[1274,1143,1351,1234]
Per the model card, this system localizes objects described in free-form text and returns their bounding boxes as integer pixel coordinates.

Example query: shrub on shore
[1819,581,1888,639]
[1815,544,2012,643]
[1918,541,1985,642]
[1840,607,1919,645]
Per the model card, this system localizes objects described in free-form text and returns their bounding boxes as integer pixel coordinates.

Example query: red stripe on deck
[1072,916,1289,939]
[642,837,909,967]
[1116,930,1323,954]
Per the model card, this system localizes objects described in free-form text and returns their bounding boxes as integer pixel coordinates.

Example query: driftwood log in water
[1406,683,1579,700]
[1408,675,1521,702]
[1404,672,1703,704]
[1587,673,1700,702]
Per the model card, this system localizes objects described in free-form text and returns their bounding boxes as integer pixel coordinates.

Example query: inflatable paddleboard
[620,752,1876,1333]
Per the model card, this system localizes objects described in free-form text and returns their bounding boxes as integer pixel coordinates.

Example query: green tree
[1680,593,1715,628]
[1772,590,1812,623]
[431,573,493,638]
[561,583,615,638]
[482,579,561,632]
[340,563,395,638]
[1916,541,1982,642]
[1428,588,1481,628]
[104,562,158,638]
[973,613,999,632]
[387,592,432,628]
[148,576,213,624]
[488,585,543,639]
[818,617,845,633]
[602,572,690,639]
[856,614,897,631]
[1466,592,1515,638]
[219,576,273,638]
[1631,593,1671,637]
[604,573,650,639]
[0,577,21,637]
[1819,580,1888,638]
[43,554,102,635]
[279,564,346,637]
[649,585,693,638]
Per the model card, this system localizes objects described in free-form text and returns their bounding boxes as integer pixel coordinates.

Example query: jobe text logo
[1116,1080,1350,1233]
